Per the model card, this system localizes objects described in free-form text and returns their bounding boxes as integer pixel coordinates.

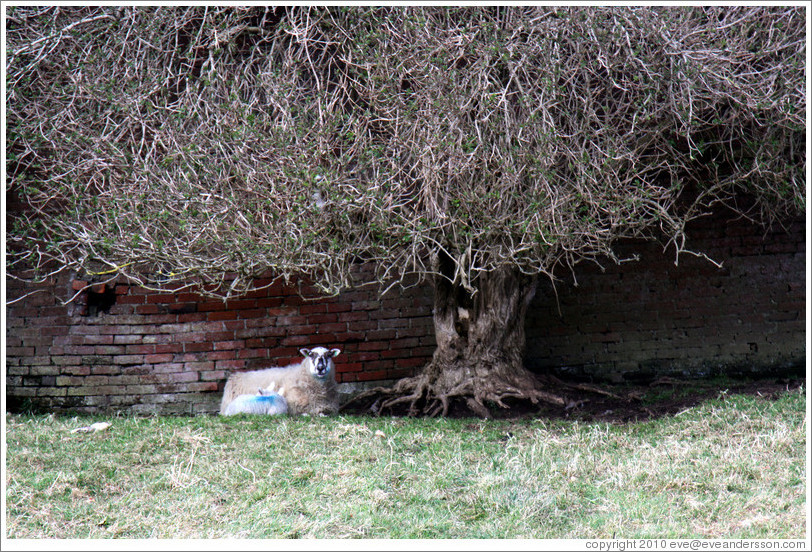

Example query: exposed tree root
[542,374,633,401]
[340,368,596,418]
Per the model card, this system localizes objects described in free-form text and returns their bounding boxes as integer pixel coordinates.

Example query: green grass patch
[4,385,807,539]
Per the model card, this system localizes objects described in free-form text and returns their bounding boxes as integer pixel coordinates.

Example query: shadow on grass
[340,375,805,423]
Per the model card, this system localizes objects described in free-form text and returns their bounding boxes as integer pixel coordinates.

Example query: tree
[6,6,805,416]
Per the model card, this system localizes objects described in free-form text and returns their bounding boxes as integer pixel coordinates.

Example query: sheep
[221,383,289,416]
[220,347,341,416]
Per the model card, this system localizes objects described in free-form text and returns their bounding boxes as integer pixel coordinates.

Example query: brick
[95,345,128,355]
[122,366,152,376]
[396,357,427,369]
[145,353,175,364]
[186,382,220,393]
[198,301,228,312]
[63,345,97,355]
[55,375,79,387]
[51,355,82,366]
[146,293,180,304]
[326,302,352,313]
[117,295,147,305]
[244,319,286,333]
[303,334,339,345]
[206,350,236,361]
[37,387,67,397]
[255,297,284,309]
[113,355,145,365]
[183,361,215,372]
[206,330,237,342]
[276,315,308,326]
[380,349,409,360]
[154,343,184,354]
[286,324,318,336]
[366,329,398,341]
[308,313,338,324]
[126,344,156,354]
[81,355,110,365]
[215,359,247,370]
[281,334,312,347]
[62,366,91,376]
[5,346,35,357]
[177,352,207,363]
[72,280,89,291]
[223,320,247,331]
[377,318,409,329]
[167,303,198,315]
[223,299,257,310]
[124,384,160,395]
[238,348,269,359]
[354,369,391,381]
[177,312,207,323]
[299,304,327,315]
[335,331,366,342]
[338,362,363,373]
[213,340,244,351]
[244,338,278,349]
[162,370,199,383]
[338,311,369,322]
[40,326,69,336]
[200,370,227,381]
[184,342,213,353]
[282,294,306,306]
[358,341,388,352]
[30,365,60,376]
[107,375,146,386]
[208,311,239,321]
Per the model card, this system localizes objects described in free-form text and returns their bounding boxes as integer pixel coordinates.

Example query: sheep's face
[300,347,341,379]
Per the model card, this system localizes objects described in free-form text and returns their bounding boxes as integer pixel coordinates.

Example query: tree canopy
[7,6,805,296]
[6,6,806,416]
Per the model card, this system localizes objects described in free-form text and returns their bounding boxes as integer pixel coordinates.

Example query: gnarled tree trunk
[376,258,567,417]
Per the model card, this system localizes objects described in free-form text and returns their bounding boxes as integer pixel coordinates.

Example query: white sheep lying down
[221,384,289,416]
[220,347,341,416]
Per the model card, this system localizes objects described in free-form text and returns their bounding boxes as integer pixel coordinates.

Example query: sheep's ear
[329,348,341,358]
[300,348,311,357]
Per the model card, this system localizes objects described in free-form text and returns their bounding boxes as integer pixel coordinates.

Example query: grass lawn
[3,381,807,540]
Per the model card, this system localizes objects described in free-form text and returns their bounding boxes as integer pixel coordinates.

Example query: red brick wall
[526,212,806,382]
[5,268,435,415]
[5,209,805,414]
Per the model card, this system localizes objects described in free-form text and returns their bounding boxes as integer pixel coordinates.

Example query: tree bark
[377,260,567,417]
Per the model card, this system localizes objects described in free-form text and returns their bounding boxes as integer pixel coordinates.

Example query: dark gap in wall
[85,286,117,316]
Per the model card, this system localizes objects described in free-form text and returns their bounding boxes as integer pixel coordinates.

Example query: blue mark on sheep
[223,391,288,416]
[255,394,285,407]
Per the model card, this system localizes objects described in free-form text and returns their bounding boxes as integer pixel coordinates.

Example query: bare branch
[6,6,805,299]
